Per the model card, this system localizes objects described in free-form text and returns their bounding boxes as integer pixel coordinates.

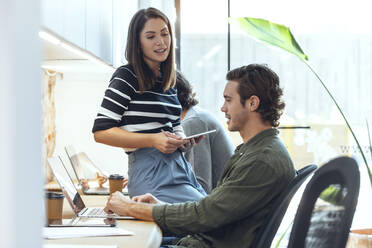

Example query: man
[104,64,296,248]
[176,71,234,193]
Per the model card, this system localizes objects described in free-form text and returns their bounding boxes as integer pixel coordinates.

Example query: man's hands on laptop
[104,192,164,217]
[132,193,164,204]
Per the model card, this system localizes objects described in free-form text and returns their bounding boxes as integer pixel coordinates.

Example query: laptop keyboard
[86,207,106,217]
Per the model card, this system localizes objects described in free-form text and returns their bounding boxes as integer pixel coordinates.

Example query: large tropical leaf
[230,16,372,188]
[229,17,308,61]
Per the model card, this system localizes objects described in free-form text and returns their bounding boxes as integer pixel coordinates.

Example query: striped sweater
[92,64,184,136]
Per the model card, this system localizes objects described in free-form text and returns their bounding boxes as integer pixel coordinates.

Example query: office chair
[250,164,317,248]
[287,156,360,248]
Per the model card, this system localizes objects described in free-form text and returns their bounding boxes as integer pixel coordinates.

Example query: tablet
[184,129,217,139]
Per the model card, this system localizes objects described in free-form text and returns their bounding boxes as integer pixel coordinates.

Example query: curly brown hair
[226,64,285,127]
[176,71,199,110]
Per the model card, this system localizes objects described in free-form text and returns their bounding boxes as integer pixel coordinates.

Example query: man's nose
[221,103,226,112]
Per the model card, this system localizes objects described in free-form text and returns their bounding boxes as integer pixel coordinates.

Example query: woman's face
[140,18,171,71]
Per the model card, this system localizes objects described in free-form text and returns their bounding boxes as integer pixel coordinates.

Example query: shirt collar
[236,128,278,153]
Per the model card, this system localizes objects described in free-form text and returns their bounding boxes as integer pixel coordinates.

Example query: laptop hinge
[79,207,88,216]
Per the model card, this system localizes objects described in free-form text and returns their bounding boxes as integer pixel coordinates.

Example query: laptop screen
[47,156,86,214]
[65,145,109,191]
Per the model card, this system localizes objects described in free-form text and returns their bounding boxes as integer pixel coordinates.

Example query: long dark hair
[176,71,198,110]
[125,7,176,92]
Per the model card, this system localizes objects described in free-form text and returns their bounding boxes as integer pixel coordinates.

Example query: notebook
[64,145,128,195]
[47,156,134,220]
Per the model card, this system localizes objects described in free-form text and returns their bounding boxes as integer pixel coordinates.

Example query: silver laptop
[48,156,133,220]
[64,145,110,195]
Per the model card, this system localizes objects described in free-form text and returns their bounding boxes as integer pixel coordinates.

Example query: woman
[92,7,206,203]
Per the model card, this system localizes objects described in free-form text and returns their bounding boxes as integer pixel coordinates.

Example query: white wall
[53,72,128,177]
[0,0,43,247]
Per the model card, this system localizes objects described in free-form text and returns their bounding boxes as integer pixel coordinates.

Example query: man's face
[221,80,249,132]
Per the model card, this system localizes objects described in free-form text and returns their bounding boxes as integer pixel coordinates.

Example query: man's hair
[125,7,176,92]
[176,71,198,110]
[226,64,285,127]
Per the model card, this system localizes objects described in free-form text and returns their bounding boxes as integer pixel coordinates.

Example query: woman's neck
[144,58,161,77]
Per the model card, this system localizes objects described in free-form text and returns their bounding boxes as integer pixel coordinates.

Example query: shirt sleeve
[152,160,284,236]
[173,120,186,138]
[92,69,136,133]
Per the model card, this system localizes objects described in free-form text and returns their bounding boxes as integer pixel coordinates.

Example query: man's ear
[248,95,260,111]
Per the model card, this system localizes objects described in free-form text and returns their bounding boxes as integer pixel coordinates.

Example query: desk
[45,195,162,248]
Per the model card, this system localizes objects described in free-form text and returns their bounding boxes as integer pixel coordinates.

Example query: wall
[0,0,43,247]
[53,72,128,177]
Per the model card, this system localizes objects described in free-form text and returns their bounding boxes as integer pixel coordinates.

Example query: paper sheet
[44,227,134,239]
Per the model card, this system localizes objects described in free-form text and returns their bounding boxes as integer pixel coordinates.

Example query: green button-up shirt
[153,128,296,248]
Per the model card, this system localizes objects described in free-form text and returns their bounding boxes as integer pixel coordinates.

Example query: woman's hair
[125,7,176,92]
[226,64,285,127]
[176,71,198,110]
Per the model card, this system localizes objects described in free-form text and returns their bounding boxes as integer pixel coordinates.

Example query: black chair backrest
[287,156,360,248]
[251,164,317,248]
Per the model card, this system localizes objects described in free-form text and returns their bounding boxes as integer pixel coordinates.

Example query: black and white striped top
[92,64,183,135]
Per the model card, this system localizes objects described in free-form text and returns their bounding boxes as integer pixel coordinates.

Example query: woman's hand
[179,135,205,151]
[152,132,186,153]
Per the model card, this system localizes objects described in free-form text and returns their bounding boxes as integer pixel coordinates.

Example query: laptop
[65,145,130,195]
[48,156,134,220]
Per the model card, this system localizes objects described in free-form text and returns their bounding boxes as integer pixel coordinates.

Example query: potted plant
[229,17,372,246]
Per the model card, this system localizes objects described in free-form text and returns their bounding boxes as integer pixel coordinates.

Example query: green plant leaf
[320,185,345,206]
[229,17,308,61]
[275,220,293,248]
[367,120,372,168]
[231,16,372,189]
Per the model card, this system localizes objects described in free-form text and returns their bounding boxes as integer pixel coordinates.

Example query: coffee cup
[109,174,124,195]
[45,191,64,222]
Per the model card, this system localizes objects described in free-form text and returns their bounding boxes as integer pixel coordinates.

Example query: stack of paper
[44,227,134,239]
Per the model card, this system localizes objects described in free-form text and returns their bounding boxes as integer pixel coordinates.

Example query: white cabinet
[86,0,113,64]
[41,0,113,64]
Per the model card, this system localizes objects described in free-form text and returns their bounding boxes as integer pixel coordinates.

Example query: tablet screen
[184,129,217,139]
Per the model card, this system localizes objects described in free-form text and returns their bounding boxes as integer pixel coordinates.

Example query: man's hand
[104,191,132,216]
[152,131,186,153]
[104,192,155,221]
[132,193,163,204]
